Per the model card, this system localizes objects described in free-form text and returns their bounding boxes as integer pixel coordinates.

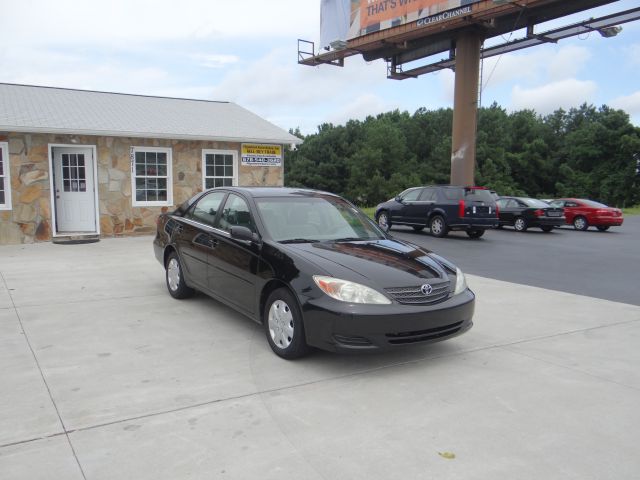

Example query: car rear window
[522,198,551,208]
[581,200,609,208]
[464,188,496,203]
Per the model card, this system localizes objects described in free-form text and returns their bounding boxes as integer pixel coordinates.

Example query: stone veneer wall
[0,133,284,245]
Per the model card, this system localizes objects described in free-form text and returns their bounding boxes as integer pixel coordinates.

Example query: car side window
[217,193,254,233]
[401,189,422,202]
[186,191,226,227]
[420,188,436,201]
[517,201,528,208]
[497,199,508,208]
[566,202,579,207]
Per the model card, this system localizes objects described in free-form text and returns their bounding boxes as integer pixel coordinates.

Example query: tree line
[284,103,640,208]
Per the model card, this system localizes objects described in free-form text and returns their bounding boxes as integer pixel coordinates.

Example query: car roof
[206,186,340,198]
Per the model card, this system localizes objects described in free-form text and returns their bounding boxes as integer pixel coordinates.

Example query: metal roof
[0,83,302,145]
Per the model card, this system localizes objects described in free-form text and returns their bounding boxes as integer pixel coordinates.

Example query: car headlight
[313,276,392,304]
[454,267,468,295]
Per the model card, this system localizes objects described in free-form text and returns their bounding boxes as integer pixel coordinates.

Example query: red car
[549,198,624,231]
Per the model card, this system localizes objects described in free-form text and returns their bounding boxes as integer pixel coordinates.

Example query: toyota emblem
[421,284,433,296]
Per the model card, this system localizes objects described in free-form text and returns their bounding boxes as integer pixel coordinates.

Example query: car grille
[385,281,451,305]
[386,321,464,345]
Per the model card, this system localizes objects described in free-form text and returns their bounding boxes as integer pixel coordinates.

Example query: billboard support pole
[451,29,482,186]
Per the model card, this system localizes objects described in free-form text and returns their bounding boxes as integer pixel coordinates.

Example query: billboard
[241,144,282,167]
[320,0,482,42]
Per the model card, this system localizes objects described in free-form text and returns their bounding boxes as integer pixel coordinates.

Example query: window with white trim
[202,150,237,190]
[0,142,11,210]
[131,147,173,207]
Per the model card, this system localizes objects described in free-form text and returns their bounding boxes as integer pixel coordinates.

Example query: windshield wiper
[279,238,320,244]
[330,237,370,242]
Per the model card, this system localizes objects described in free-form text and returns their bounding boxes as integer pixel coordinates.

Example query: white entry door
[53,147,97,233]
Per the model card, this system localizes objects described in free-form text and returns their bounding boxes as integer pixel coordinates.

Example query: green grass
[360,207,376,220]
[623,205,640,215]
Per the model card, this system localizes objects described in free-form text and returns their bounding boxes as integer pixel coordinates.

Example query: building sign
[347,0,481,38]
[241,144,282,167]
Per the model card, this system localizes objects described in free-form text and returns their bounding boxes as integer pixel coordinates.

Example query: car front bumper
[301,289,475,352]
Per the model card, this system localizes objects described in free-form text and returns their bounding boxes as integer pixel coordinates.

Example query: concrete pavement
[1,236,639,479]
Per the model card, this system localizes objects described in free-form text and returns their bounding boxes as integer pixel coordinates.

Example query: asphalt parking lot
[1,232,639,479]
[393,215,640,306]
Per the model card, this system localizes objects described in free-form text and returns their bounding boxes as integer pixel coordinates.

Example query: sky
[0,0,638,135]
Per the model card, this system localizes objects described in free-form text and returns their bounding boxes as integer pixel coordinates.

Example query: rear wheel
[596,225,610,232]
[166,252,194,299]
[573,216,588,231]
[540,226,554,232]
[376,211,391,232]
[264,288,309,360]
[429,215,448,238]
[514,217,528,232]
[466,229,485,239]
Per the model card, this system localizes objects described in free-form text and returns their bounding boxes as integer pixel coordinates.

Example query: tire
[514,217,528,232]
[264,288,309,360]
[596,225,610,232]
[540,226,554,232]
[429,215,449,238]
[466,229,485,239]
[376,211,391,232]
[165,252,195,299]
[412,226,425,232]
[573,216,588,231]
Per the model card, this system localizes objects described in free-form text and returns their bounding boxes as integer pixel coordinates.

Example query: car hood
[282,238,453,289]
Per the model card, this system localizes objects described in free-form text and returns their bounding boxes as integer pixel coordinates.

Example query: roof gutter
[0,125,304,145]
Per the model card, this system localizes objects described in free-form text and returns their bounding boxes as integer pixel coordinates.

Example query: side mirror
[230,226,260,244]
[395,195,402,203]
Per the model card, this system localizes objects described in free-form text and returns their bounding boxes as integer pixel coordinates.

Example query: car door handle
[208,236,218,249]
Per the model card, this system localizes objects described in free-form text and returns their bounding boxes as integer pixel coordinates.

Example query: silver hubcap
[167,258,180,291]
[432,218,443,234]
[515,219,525,230]
[378,213,388,230]
[575,218,586,229]
[268,300,294,349]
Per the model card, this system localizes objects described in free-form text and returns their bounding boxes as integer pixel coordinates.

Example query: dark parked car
[549,198,624,231]
[154,187,474,359]
[495,197,565,232]
[374,185,499,238]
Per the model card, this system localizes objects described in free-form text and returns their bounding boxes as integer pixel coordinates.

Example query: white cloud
[189,53,240,69]
[209,48,388,124]
[610,91,640,117]
[510,79,597,114]
[325,94,393,126]
[547,45,591,80]
[0,0,320,48]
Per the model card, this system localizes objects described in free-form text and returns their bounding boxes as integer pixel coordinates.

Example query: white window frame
[202,149,238,191]
[0,142,11,210]
[131,146,173,207]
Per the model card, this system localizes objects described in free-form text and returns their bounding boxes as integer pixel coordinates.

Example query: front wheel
[514,217,528,232]
[540,226,554,232]
[166,252,194,299]
[264,288,309,360]
[596,225,610,232]
[573,216,588,231]
[466,229,485,239]
[429,215,448,238]
[376,211,391,232]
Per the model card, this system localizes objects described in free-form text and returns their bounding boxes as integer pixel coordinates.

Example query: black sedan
[496,197,565,232]
[154,187,474,359]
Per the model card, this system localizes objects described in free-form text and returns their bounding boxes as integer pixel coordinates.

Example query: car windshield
[255,195,385,243]
[523,198,551,208]
[581,200,609,208]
